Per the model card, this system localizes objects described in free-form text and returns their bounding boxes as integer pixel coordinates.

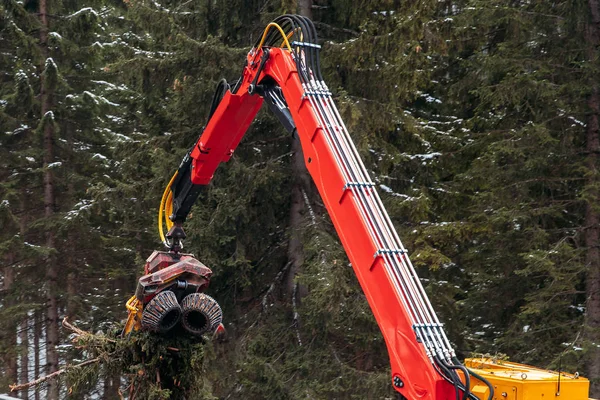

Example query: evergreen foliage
[1,0,599,398]
[65,327,217,400]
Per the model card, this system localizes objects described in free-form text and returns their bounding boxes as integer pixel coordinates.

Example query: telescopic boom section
[163,15,486,400]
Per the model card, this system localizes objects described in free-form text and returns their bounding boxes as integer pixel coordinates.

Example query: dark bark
[585,0,600,396]
[284,143,307,296]
[39,0,59,397]
[298,0,312,19]
[282,1,315,346]
[16,200,29,400]
[2,259,18,390]
[67,272,78,320]
[33,311,41,400]
[102,372,120,400]
[283,0,314,301]
[19,318,29,400]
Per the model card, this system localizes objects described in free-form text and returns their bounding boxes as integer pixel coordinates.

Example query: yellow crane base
[465,358,593,400]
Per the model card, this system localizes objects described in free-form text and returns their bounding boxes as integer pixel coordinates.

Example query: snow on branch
[66,7,99,18]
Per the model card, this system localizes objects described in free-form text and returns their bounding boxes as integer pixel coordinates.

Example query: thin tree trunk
[33,311,41,400]
[2,259,18,390]
[284,149,307,297]
[284,0,314,295]
[17,198,29,400]
[283,0,314,345]
[585,0,600,396]
[39,0,59,397]
[298,0,312,19]
[65,126,79,322]
[19,317,29,400]
[102,371,120,400]
[67,272,78,320]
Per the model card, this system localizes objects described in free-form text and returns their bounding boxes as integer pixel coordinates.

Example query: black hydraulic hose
[277,14,313,82]
[434,356,495,400]
[452,357,494,400]
[444,363,471,400]
[256,15,295,49]
[438,357,471,400]
[311,18,324,81]
[300,15,322,81]
[282,14,319,82]
[434,359,482,400]
[465,368,494,400]
[434,357,461,400]
[304,17,319,76]
[293,16,312,70]
[208,79,229,119]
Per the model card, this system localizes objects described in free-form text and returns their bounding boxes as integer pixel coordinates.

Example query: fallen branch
[10,357,102,392]
[62,317,88,336]
[63,317,117,343]
[12,317,215,398]
[10,318,114,393]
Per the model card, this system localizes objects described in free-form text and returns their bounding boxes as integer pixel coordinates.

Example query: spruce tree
[426,2,599,387]
[1,0,142,396]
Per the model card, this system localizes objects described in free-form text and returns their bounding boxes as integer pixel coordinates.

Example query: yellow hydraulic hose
[165,190,174,227]
[280,28,297,48]
[158,171,178,245]
[257,22,293,51]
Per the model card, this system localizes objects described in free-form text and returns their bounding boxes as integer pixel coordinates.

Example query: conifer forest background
[1,0,600,398]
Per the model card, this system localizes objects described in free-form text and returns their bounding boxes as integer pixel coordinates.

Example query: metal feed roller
[181,293,222,336]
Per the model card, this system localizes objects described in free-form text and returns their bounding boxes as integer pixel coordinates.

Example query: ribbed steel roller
[141,290,182,332]
[180,293,223,336]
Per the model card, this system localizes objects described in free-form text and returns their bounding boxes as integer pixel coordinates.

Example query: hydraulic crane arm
[157,15,592,400]
[159,15,471,400]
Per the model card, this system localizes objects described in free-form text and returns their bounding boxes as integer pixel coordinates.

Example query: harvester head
[123,250,223,337]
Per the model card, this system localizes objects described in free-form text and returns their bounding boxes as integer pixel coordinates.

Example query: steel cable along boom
[159,15,494,400]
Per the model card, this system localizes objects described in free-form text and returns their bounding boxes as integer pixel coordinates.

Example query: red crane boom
[159,16,468,400]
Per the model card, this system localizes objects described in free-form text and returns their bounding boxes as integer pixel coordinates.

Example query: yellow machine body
[465,358,593,400]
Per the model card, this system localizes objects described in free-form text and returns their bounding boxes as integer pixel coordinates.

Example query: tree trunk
[19,317,29,400]
[17,197,29,400]
[67,272,78,320]
[34,311,41,400]
[298,0,312,19]
[65,127,79,322]
[39,0,59,397]
[284,146,308,296]
[2,259,18,390]
[102,371,120,400]
[284,0,313,305]
[585,0,600,396]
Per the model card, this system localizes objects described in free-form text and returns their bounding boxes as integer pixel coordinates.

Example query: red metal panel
[189,91,263,185]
